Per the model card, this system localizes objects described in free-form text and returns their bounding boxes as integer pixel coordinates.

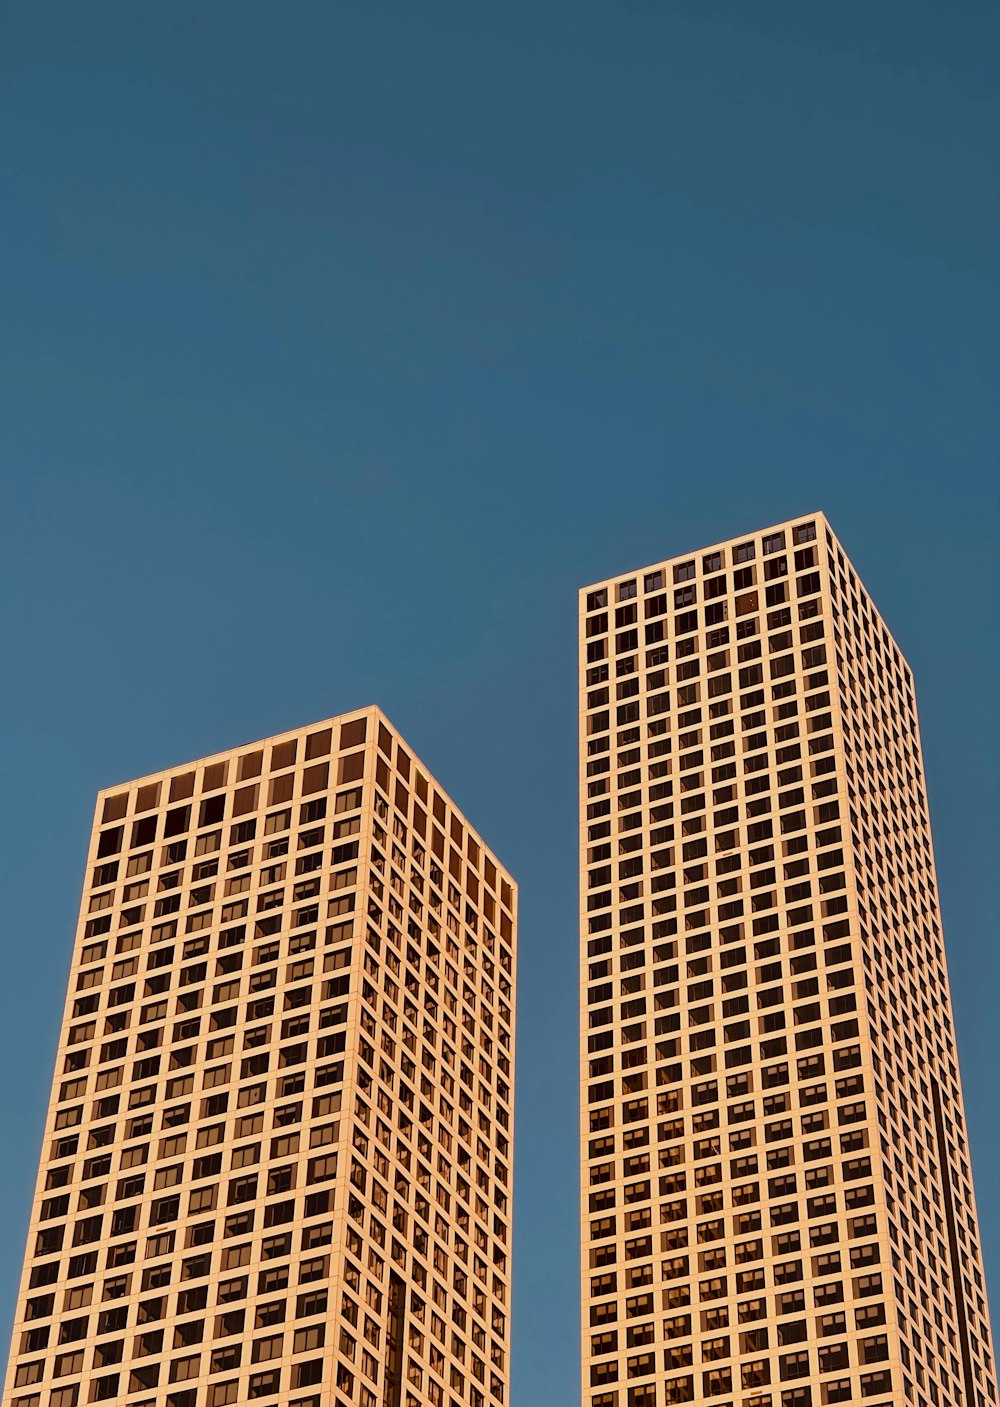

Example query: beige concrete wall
[578,515,996,1407]
[3,706,516,1407]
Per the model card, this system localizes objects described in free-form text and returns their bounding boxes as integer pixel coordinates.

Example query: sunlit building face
[4,706,516,1407]
[578,514,996,1407]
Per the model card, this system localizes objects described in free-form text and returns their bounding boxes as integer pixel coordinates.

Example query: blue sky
[0,3,997,1400]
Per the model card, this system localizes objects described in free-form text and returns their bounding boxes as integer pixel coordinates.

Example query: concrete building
[4,707,516,1407]
[579,513,996,1407]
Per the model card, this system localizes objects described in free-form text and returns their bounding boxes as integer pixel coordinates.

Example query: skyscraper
[579,514,997,1407]
[4,706,516,1407]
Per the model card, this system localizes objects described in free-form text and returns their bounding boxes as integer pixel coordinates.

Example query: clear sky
[1,3,997,1400]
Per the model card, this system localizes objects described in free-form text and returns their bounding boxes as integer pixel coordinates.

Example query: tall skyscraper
[579,514,997,1407]
[4,707,516,1407]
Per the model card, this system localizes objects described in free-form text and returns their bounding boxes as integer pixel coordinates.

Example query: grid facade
[578,514,996,1407]
[4,706,516,1407]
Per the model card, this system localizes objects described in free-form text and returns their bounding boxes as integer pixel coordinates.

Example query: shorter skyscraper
[4,706,516,1407]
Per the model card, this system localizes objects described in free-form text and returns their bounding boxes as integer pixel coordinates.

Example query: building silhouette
[4,707,516,1407]
[579,514,997,1407]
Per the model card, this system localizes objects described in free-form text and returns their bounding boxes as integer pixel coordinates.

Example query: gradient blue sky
[1,3,997,1400]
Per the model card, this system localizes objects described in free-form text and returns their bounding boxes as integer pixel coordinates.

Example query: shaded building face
[579,515,997,1407]
[4,706,516,1407]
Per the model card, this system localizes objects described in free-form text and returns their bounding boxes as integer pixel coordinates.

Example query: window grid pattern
[578,514,996,1407]
[827,531,997,1407]
[4,706,516,1407]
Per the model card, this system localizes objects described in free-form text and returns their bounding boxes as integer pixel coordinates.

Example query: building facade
[579,514,997,1407]
[4,706,516,1407]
